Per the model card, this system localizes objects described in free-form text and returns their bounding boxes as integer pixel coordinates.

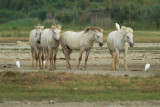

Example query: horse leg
[53,49,58,69]
[115,51,119,71]
[84,50,91,69]
[112,52,116,70]
[45,49,49,68]
[49,48,53,70]
[38,50,42,69]
[77,49,84,69]
[124,49,128,70]
[31,48,35,68]
[35,49,39,69]
[68,49,73,60]
[41,49,45,69]
[62,45,71,69]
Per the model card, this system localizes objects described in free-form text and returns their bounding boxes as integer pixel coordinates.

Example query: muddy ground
[1,100,160,107]
[0,42,160,77]
[0,42,160,107]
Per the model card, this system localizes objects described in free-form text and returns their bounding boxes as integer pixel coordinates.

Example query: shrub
[0,9,26,24]
[0,18,40,30]
[42,19,59,28]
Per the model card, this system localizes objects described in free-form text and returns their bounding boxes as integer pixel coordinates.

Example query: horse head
[34,25,44,44]
[51,24,61,41]
[122,26,134,47]
[94,29,103,47]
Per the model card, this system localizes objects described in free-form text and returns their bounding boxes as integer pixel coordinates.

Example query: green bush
[42,19,58,28]
[56,12,74,24]
[0,9,26,24]
[30,9,47,21]
[0,18,40,30]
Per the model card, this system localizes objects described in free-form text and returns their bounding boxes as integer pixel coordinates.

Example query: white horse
[29,25,44,68]
[107,23,134,71]
[60,27,103,69]
[41,24,61,70]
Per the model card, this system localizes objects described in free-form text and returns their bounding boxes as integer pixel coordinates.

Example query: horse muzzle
[37,40,41,44]
[129,43,134,47]
[99,42,103,47]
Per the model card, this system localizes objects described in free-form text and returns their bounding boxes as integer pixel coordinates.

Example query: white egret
[16,61,20,69]
[115,23,120,30]
[145,64,150,71]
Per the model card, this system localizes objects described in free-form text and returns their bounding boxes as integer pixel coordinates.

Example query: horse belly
[67,41,80,50]
[66,35,80,50]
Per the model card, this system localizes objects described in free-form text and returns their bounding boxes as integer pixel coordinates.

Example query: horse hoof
[48,68,54,71]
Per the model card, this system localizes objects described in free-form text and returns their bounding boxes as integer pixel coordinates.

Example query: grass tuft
[0,72,160,101]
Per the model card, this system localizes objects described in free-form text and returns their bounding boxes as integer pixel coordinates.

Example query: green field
[0,29,160,43]
[0,71,160,101]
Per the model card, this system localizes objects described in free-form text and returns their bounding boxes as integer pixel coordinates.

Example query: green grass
[0,71,160,101]
[1,30,160,43]
[0,20,160,43]
[0,18,40,30]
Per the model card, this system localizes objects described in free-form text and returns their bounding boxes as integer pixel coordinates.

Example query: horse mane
[51,24,61,31]
[34,25,44,30]
[56,24,61,29]
[84,27,103,33]
[121,26,133,33]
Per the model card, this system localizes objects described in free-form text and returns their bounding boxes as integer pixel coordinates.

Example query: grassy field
[0,71,160,101]
[0,29,160,43]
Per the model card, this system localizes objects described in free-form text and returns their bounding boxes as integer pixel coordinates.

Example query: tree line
[0,0,160,29]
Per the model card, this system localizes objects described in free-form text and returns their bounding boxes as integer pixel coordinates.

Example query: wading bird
[115,23,120,30]
[145,64,150,71]
[16,61,20,69]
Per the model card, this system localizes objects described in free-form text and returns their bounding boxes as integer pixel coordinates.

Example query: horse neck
[84,31,96,43]
[119,30,126,44]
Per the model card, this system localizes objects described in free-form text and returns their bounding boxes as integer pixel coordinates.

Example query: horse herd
[29,23,134,71]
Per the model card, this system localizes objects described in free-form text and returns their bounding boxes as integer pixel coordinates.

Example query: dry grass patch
[0,71,160,101]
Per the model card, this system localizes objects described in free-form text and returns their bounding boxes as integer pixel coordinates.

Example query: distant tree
[150,4,160,27]
[77,0,90,9]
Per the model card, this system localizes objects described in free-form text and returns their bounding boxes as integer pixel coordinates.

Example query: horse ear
[41,26,44,30]
[51,25,55,29]
[57,25,61,29]
[34,25,37,29]
[101,29,103,32]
